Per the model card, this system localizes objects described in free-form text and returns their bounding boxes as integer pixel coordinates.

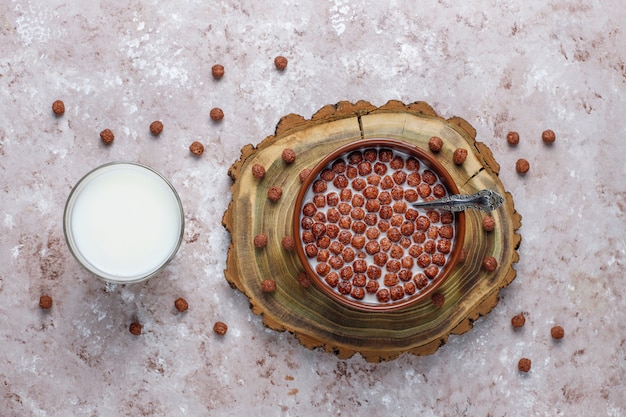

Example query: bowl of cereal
[293,138,466,312]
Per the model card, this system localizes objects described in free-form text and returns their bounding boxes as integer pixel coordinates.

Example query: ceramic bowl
[293,138,465,312]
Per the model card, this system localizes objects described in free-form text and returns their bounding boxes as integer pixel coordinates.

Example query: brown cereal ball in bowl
[293,138,466,312]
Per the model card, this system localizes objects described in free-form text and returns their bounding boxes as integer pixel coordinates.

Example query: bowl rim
[292,138,466,312]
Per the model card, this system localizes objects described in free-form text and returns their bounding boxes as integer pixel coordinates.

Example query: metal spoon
[411,189,504,212]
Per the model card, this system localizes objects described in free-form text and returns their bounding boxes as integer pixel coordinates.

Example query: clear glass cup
[63,162,185,284]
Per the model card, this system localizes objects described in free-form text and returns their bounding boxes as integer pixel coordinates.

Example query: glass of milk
[63,162,185,284]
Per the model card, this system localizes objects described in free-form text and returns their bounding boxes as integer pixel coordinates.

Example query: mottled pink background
[1,1,624,416]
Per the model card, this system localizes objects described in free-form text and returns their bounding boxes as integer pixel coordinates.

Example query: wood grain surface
[222,100,522,362]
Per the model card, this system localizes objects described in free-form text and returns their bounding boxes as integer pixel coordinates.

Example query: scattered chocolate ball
[129,322,142,336]
[453,148,468,165]
[482,216,496,232]
[516,158,530,175]
[297,272,312,288]
[39,295,53,309]
[213,321,228,336]
[210,108,224,121]
[299,168,312,183]
[189,141,205,156]
[100,129,114,145]
[542,129,556,144]
[282,148,296,164]
[428,136,443,152]
[150,120,163,136]
[551,325,565,340]
[268,186,283,202]
[254,233,268,248]
[281,236,296,251]
[174,297,189,312]
[212,64,225,79]
[261,279,277,293]
[274,55,288,70]
[506,131,519,146]
[251,164,266,180]
[51,100,65,116]
[431,292,445,308]
[511,313,526,328]
[518,358,531,373]
[482,256,498,272]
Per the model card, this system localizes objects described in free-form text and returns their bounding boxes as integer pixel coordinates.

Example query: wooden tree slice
[222,100,522,362]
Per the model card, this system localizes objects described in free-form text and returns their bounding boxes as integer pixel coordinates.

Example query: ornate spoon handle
[411,189,504,212]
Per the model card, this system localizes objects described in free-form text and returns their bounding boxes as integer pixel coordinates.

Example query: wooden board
[222,100,522,362]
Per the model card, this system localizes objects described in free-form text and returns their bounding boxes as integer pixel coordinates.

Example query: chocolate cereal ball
[518,358,531,373]
[52,100,65,116]
[189,141,204,156]
[431,293,445,308]
[282,148,296,164]
[150,120,164,136]
[482,216,496,232]
[129,322,142,336]
[213,321,228,335]
[274,55,288,70]
[511,313,526,328]
[551,325,565,340]
[210,108,224,121]
[428,136,443,152]
[299,168,312,183]
[482,256,498,272]
[281,236,296,251]
[506,131,519,146]
[39,295,53,309]
[261,279,277,293]
[297,272,312,288]
[251,164,266,180]
[100,129,114,145]
[174,297,189,312]
[268,186,283,202]
[212,64,225,79]
[254,234,268,248]
[542,129,556,144]
[453,148,468,165]
[516,158,530,175]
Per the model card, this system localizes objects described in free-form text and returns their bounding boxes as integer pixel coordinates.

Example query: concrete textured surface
[1,1,625,416]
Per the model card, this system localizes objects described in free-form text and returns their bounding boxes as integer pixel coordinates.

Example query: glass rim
[63,161,185,284]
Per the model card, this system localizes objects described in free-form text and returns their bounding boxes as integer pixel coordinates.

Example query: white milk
[299,147,455,306]
[64,163,184,283]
